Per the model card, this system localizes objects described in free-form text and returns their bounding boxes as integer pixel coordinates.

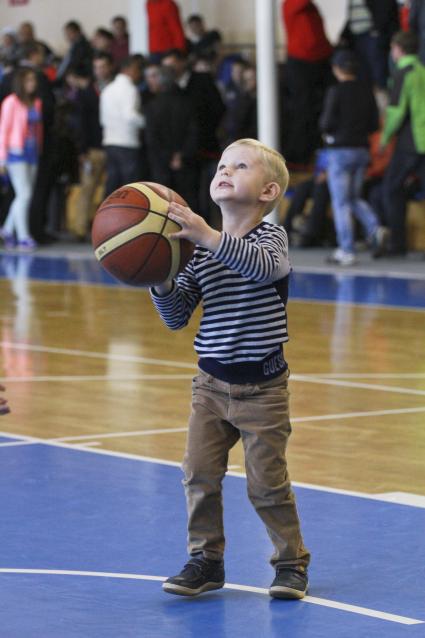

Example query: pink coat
[0,93,43,164]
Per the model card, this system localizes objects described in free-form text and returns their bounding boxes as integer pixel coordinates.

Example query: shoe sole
[162,580,225,596]
[269,585,308,600]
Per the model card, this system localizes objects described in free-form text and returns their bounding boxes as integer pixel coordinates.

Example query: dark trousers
[283,57,332,164]
[104,146,142,196]
[352,32,390,90]
[382,148,425,253]
[285,177,330,243]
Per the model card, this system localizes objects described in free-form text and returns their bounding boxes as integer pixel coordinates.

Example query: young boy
[150,138,310,599]
[319,49,387,266]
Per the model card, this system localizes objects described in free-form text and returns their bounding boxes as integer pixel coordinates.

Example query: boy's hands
[154,203,221,296]
[168,202,221,252]
[0,384,10,415]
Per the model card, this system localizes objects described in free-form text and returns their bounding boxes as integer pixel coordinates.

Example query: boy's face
[210,145,275,208]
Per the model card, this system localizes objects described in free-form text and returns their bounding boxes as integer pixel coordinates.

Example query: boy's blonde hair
[225,138,289,214]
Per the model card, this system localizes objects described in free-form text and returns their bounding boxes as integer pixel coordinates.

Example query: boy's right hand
[0,384,10,415]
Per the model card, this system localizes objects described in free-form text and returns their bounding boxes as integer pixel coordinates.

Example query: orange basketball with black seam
[92,182,195,286]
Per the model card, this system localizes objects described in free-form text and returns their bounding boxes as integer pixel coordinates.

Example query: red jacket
[147,0,186,54]
[283,0,333,62]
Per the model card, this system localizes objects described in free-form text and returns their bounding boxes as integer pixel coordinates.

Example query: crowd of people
[0,0,423,263]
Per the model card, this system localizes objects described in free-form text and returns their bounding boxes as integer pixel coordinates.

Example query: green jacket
[381,54,425,152]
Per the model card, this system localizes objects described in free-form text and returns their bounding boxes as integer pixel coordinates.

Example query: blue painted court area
[1,251,425,309]
[0,436,424,637]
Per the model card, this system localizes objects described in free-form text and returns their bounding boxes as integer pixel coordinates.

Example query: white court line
[306,372,425,380]
[293,263,425,281]
[0,374,194,383]
[2,341,425,397]
[77,442,101,447]
[0,568,421,625]
[1,428,425,509]
[291,374,425,397]
[0,405,420,448]
[289,296,425,313]
[54,427,189,443]
[0,341,197,370]
[45,406,425,445]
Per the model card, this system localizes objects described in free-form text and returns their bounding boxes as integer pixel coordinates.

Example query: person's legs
[104,146,122,196]
[4,162,36,241]
[350,149,379,240]
[231,372,310,570]
[382,150,417,253]
[284,178,314,234]
[183,372,240,560]
[120,148,142,185]
[162,371,238,596]
[327,149,355,254]
[300,180,331,244]
[284,58,317,164]
[74,148,106,238]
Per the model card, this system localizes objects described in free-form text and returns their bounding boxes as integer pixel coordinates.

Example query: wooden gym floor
[0,246,424,636]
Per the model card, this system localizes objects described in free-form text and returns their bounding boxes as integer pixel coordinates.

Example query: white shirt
[100,73,145,148]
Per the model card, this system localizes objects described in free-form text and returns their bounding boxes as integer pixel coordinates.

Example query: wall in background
[0,0,347,56]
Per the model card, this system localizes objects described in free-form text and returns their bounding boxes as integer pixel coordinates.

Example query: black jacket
[319,79,379,148]
[180,72,225,156]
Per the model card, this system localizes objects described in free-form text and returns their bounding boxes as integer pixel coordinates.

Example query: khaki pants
[183,369,311,569]
[67,148,106,238]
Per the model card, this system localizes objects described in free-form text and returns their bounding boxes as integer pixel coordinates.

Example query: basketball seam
[97,206,168,217]
[128,216,170,284]
[93,210,169,248]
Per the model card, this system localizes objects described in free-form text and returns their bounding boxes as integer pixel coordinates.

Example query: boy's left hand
[168,202,221,252]
[0,384,10,415]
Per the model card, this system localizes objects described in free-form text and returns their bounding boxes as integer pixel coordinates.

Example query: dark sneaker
[162,556,225,596]
[269,567,308,599]
[371,226,389,259]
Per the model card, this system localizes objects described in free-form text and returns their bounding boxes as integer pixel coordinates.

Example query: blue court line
[1,252,425,309]
[0,435,424,638]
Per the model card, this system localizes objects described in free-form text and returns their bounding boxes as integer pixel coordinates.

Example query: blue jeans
[3,161,37,241]
[327,148,378,254]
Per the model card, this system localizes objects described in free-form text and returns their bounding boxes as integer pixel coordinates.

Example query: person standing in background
[145,66,199,209]
[379,30,425,256]
[147,0,186,59]
[339,0,399,106]
[110,16,130,66]
[320,49,386,266]
[281,0,333,167]
[162,49,225,221]
[0,68,42,251]
[56,21,93,81]
[100,55,145,196]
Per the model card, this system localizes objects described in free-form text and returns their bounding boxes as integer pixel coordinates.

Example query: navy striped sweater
[150,221,291,383]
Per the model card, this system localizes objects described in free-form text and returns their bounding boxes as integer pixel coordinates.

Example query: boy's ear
[259,181,280,204]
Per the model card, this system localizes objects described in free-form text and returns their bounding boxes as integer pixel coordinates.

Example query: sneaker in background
[16,238,38,252]
[371,226,389,259]
[0,229,15,250]
[326,248,356,266]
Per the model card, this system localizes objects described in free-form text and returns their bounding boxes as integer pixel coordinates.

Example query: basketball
[91,182,195,286]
